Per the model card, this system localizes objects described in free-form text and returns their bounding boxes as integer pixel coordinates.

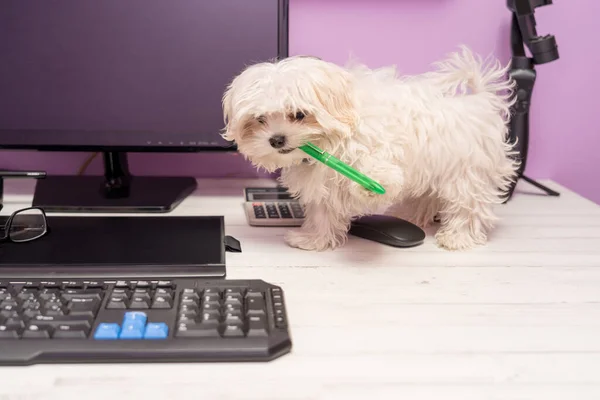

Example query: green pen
[298,142,386,195]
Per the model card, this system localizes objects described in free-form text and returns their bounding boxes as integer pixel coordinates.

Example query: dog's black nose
[269,134,287,149]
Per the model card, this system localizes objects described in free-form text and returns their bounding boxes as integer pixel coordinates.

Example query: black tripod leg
[520,175,560,196]
[502,1,560,203]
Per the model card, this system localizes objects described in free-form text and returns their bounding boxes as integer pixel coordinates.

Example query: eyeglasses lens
[9,208,47,242]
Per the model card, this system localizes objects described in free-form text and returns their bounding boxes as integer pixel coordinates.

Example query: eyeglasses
[0,207,49,244]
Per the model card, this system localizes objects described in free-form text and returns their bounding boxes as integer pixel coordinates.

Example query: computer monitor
[0,0,289,212]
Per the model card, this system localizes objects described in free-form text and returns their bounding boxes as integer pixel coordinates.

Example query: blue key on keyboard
[123,311,147,327]
[119,312,149,339]
[119,322,144,339]
[94,323,120,340]
[144,323,169,340]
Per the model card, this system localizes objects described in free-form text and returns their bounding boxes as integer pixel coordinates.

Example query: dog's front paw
[284,230,340,251]
[435,229,487,251]
[349,181,378,200]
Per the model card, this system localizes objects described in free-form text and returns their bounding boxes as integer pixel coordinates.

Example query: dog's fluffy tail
[425,46,520,198]
[425,45,516,122]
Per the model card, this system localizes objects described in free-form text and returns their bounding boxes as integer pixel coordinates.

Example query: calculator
[243,187,304,227]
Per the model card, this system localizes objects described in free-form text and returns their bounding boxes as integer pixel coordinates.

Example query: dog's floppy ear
[308,64,358,140]
[220,83,236,142]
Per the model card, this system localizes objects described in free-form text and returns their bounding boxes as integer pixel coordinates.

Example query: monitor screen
[0,0,287,151]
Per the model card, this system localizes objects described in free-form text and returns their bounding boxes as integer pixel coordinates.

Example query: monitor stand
[32,152,198,213]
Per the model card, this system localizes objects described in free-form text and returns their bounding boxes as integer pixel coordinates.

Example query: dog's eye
[257,116,266,124]
[293,111,305,121]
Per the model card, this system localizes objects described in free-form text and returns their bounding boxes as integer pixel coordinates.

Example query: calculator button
[265,203,280,218]
[290,204,304,218]
[252,204,267,219]
[278,203,293,218]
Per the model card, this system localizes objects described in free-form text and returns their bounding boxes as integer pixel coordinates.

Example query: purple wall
[3,0,600,203]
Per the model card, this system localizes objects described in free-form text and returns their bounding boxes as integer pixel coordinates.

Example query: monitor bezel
[0,0,289,153]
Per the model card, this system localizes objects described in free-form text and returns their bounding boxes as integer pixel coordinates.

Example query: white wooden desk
[1,178,600,400]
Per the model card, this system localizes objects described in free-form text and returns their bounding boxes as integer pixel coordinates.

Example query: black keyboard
[0,278,292,365]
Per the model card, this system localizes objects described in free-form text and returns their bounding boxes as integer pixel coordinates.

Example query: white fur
[221,46,520,251]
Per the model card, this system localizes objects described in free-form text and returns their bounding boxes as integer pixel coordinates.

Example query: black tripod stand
[504,0,560,201]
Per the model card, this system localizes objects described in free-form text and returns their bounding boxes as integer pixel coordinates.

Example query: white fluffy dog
[221,46,519,251]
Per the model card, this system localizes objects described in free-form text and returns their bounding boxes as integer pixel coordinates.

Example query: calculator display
[245,188,296,202]
[252,193,292,200]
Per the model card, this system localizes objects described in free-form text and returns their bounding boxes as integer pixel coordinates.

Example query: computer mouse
[349,214,426,248]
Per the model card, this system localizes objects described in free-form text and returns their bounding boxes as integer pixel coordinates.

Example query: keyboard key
[245,289,263,298]
[94,323,121,340]
[22,324,51,339]
[3,317,24,329]
[202,303,220,313]
[144,323,169,339]
[62,289,102,301]
[129,296,151,309]
[39,289,61,301]
[1,304,18,313]
[202,309,220,320]
[247,315,268,337]
[22,299,41,309]
[0,289,12,301]
[111,288,130,297]
[222,324,245,338]
[17,288,39,300]
[180,294,199,305]
[202,287,221,295]
[224,302,242,314]
[156,281,174,288]
[65,281,84,289]
[106,297,128,309]
[120,312,147,339]
[123,311,147,326]
[224,312,243,324]
[119,323,144,339]
[45,304,67,316]
[31,315,93,329]
[199,312,220,327]
[41,281,61,289]
[133,288,151,296]
[224,294,243,307]
[85,281,106,290]
[0,325,20,339]
[203,292,221,303]
[68,298,100,317]
[156,287,174,296]
[177,314,196,325]
[151,295,173,309]
[0,297,17,306]
[180,304,200,314]
[246,297,266,315]
[52,324,89,339]
[23,309,42,319]
[175,323,219,338]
